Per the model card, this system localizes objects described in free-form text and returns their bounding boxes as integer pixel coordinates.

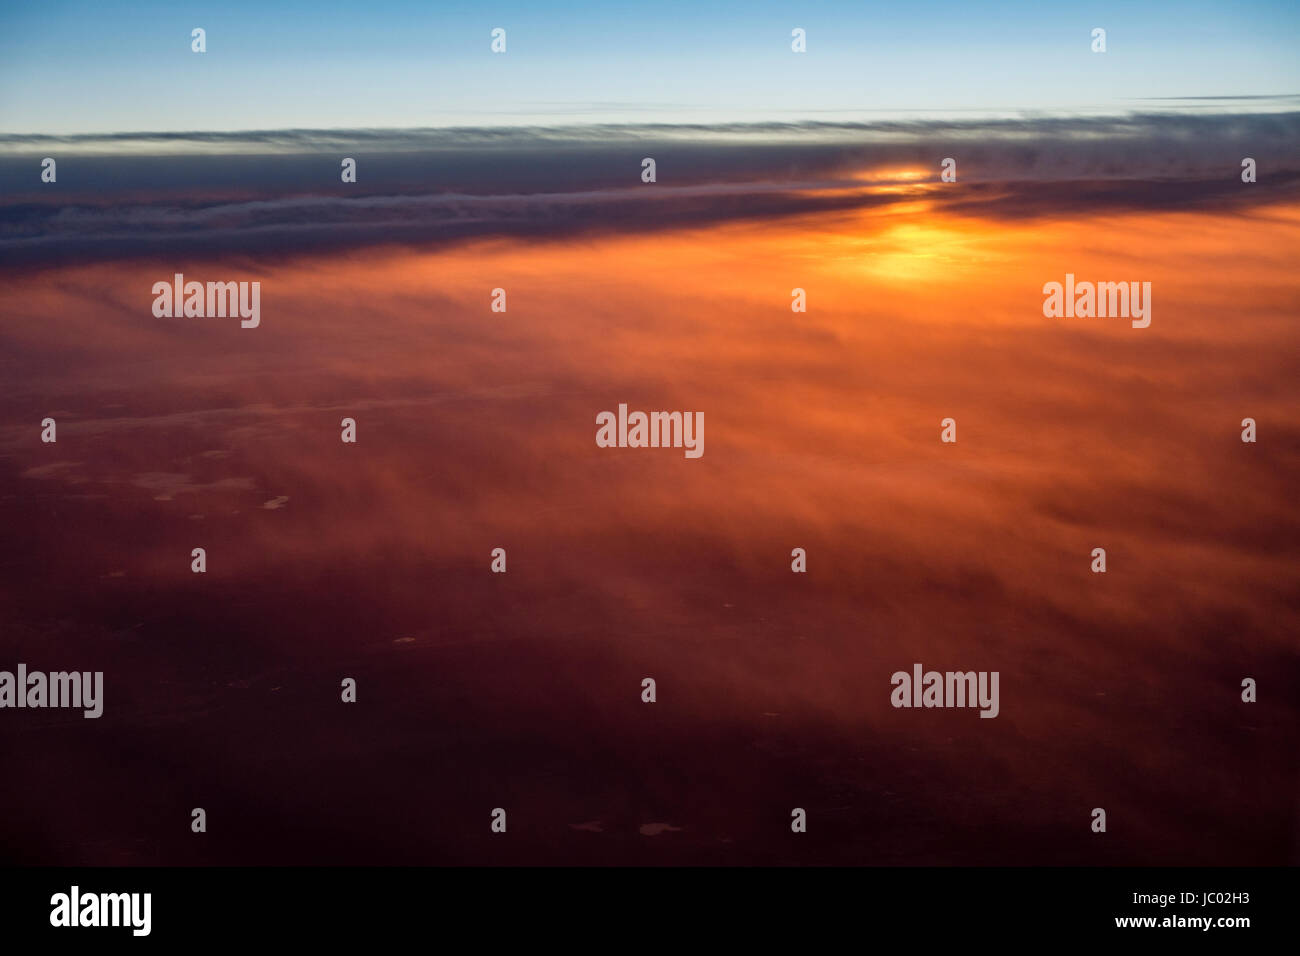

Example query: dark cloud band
[2,112,1297,270]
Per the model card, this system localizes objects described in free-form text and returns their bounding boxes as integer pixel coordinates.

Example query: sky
[2,0,1299,133]
[1,1,1297,867]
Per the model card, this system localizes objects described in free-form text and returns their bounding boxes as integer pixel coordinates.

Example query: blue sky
[2,1,1298,133]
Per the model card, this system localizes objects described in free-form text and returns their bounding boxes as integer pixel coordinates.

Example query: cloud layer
[3,113,1298,269]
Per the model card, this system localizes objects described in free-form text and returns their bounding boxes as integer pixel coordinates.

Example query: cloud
[2,113,1297,270]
